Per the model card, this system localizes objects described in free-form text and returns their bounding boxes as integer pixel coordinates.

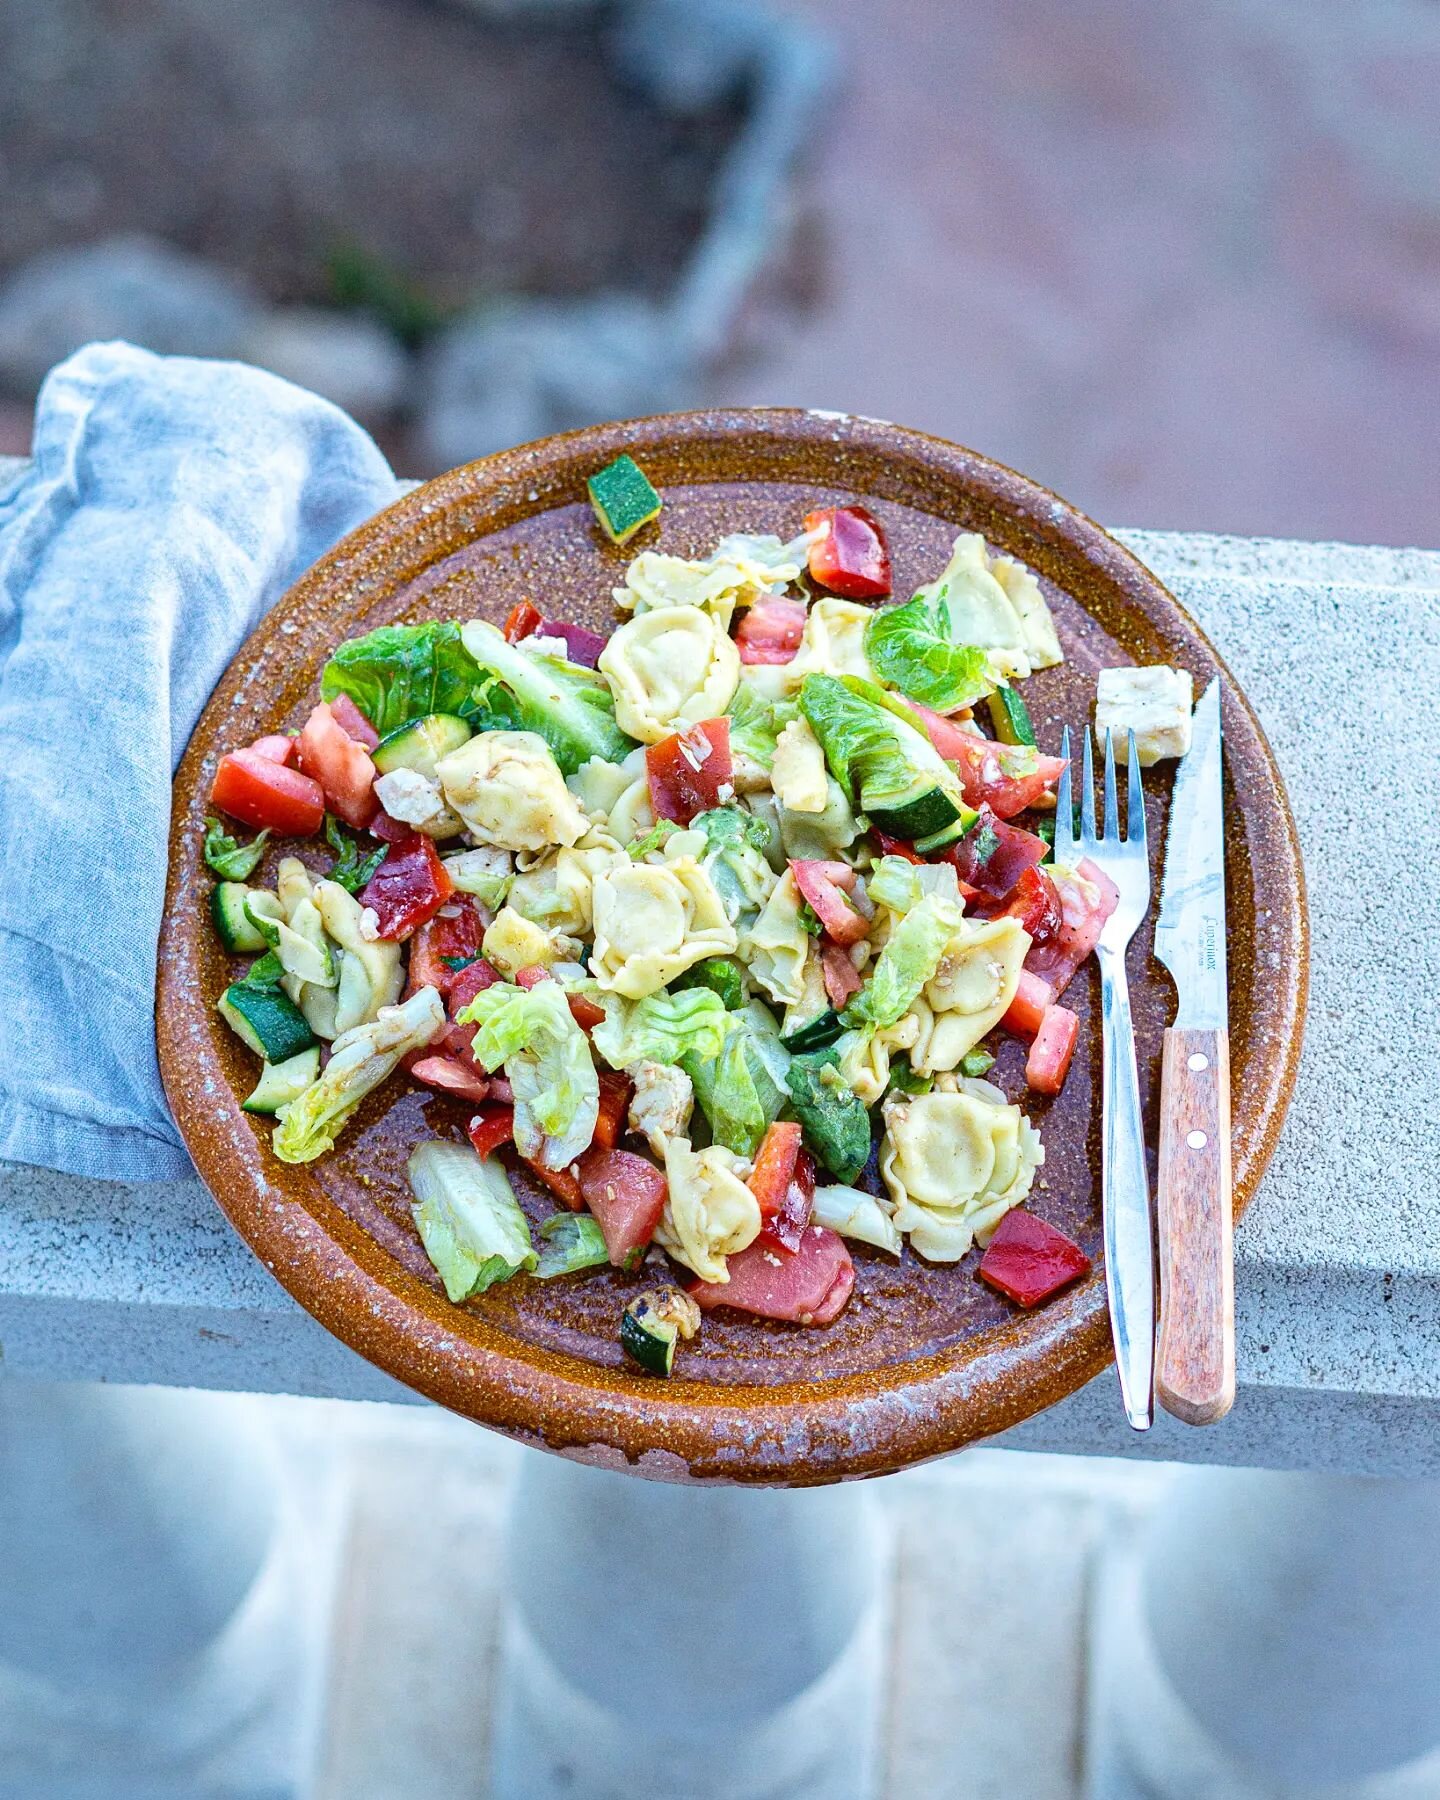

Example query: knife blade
[1153,676,1235,1424]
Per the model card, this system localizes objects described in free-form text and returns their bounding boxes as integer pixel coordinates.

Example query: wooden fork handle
[1156,1026,1235,1425]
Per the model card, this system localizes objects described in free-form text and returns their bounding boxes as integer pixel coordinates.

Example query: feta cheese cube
[1095,665,1194,766]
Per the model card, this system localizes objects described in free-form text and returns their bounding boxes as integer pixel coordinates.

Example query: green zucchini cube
[587,454,662,545]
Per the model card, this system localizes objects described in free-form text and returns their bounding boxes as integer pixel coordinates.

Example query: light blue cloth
[0,342,400,1180]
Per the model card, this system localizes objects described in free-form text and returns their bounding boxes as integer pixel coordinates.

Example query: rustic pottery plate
[158,410,1307,1485]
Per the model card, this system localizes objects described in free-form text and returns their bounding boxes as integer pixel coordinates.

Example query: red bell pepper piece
[448,958,500,1013]
[736,597,807,664]
[513,965,551,990]
[359,832,455,941]
[591,1071,633,1151]
[522,1155,585,1211]
[503,599,542,643]
[250,733,297,766]
[645,717,733,825]
[978,1209,1091,1307]
[758,1146,816,1255]
[405,898,487,999]
[803,504,892,600]
[467,1105,515,1160]
[211,748,325,837]
[327,692,380,750]
[297,701,377,829]
[790,859,868,945]
[746,1120,802,1219]
[1025,1004,1080,1095]
[577,1146,667,1267]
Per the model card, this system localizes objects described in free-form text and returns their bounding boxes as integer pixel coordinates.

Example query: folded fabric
[0,341,399,1180]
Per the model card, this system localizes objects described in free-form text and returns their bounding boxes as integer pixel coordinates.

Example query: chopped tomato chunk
[522,1155,584,1210]
[405,898,487,999]
[467,1105,515,1160]
[249,733,296,766]
[566,992,607,1033]
[978,1209,1091,1307]
[578,1147,667,1267]
[803,504,892,600]
[297,701,377,828]
[1024,858,1119,998]
[821,941,863,1009]
[872,830,924,864]
[736,597,807,664]
[646,717,733,825]
[947,805,1049,899]
[503,599,541,643]
[210,748,325,837]
[1002,968,1054,1039]
[690,1224,854,1323]
[759,1146,816,1255]
[747,1120,802,1218]
[790,859,868,945]
[1026,1005,1080,1095]
[592,1071,633,1151]
[513,965,551,990]
[909,704,1065,819]
[328,693,380,750]
[448,958,501,1013]
[359,832,455,941]
[409,1056,492,1104]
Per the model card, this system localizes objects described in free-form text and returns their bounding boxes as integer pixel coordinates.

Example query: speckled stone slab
[3,522,1434,1477]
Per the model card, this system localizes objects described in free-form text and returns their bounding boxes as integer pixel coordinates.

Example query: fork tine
[1079,727,1097,845]
[1055,726,1074,863]
[1126,729,1146,844]
[1102,727,1119,842]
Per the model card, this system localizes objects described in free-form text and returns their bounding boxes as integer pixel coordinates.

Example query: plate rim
[157,407,1309,1484]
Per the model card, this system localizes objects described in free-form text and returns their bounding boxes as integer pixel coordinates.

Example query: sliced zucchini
[781,1008,845,1054]
[212,883,268,954]
[866,779,967,844]
[242,1047,322,1115]
[218,984,317,1063]
[986,683,1037,748]
[243,889,286,946]
[620,1288,701,1377]
[372,713,473,781]
[911,815,970,855]
[587,453,662,545]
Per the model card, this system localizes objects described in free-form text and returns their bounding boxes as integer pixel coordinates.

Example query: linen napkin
[0,341,400,1180]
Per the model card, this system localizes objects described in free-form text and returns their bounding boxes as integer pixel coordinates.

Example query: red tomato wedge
[328,692,380,750]
[250,733,296,766]
[514,965,550,989]
[998,865,1063,943]
[535,618,607,668]
[448,958,501,1013]
[747,1120,802,1218]
[1025,1004,1080,1095]
[758,1146,816,1255]
[690,1224,855,1324]
[367,807,411,843]
[592,1071,633,1151]
[646,717,732,825]
[297,701,378,829]
[578,1147,667,1267]
[908,703,1065,819]
[359,832,455,941]
[947,805,1049,899]
[978,1209,1091,1307]
[405,899,487,999]
[523,1155,585,1210]
[409,1056,492,1104]
[821,941,863,1009]
[211,748,325,837]
[790,859,868,945]
[1024,858,1119,998]
[467,1105,515,1160]
[503,599,541,643]
[736,597,807,664]
[511,966,607,1033]
[802,504,892,600]
[1001,968,1055,1040]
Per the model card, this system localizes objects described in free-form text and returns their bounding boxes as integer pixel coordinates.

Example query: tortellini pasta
[506,827,627,939]
[784,598,877,689]
[656,1138,762,1283]
[614,534,803,632]
[776,777,863,865]
[567,748,645,821]
[435,730,588,855]
[913,535,1063,679]
[904,916,1031,1073]
[590,856,737,998]
[741,869,811,1010]
[838,1016,921,1106]
[313,877,404,1037]
[881,1082,1044,1262]
[770,716,828,814]
[598,607,741,744]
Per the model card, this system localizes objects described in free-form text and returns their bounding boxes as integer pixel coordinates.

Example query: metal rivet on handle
[1188,1052,1209,1071]
[1187,1130,1208,1149]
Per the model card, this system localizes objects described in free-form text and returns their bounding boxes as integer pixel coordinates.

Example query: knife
[1153,677,1234,1424]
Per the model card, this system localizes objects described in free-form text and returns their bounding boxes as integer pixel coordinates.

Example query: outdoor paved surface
[740,0,1440,549]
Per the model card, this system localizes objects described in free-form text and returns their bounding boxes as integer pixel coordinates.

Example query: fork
[1055,726,1155,1431]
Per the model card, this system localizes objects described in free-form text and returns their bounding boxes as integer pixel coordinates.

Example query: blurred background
[2,0,1437,546]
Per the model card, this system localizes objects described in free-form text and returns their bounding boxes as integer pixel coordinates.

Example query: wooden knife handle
[1156,1026,1235,1425]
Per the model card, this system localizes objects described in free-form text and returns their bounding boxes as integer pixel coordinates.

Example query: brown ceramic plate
[158,410,1307,1485]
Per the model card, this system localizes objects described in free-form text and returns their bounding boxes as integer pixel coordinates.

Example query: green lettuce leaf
[693,805,776,932]
[683,1003,790,1158]
[798,674,966,816]
[725,683,799,770]
[408,1140,537,1301]
[865,855,963,916]
[864,590,999,711]
[590,987,729,1071]
[324,814,386,895]
[534,1212,610,1279]
[841,893,963,1033]
[321,621,482,736]
[786,1049,871,1183]
[671,956,746,1011]
[457,979,599,1168]
[204,816,270,880]
[460,621,634,776]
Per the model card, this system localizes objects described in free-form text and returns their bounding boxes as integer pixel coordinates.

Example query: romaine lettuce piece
[841,893,963,1034]
[590,986,729,1071]
[321,621,482,737]
[692,805,777,932]
[534,1212,610,1279]
[460,620,634,775]
[864,589,999,712]
[798,673,968,826]
[457,979,599,1169]
[785,1049,871,1184]
[671,956,747,1011]
[272,987,445,1164]
[408,1139,537,1301]
[683,1002,791,1158]
[865,855,963,916]
[725,682,799,771]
